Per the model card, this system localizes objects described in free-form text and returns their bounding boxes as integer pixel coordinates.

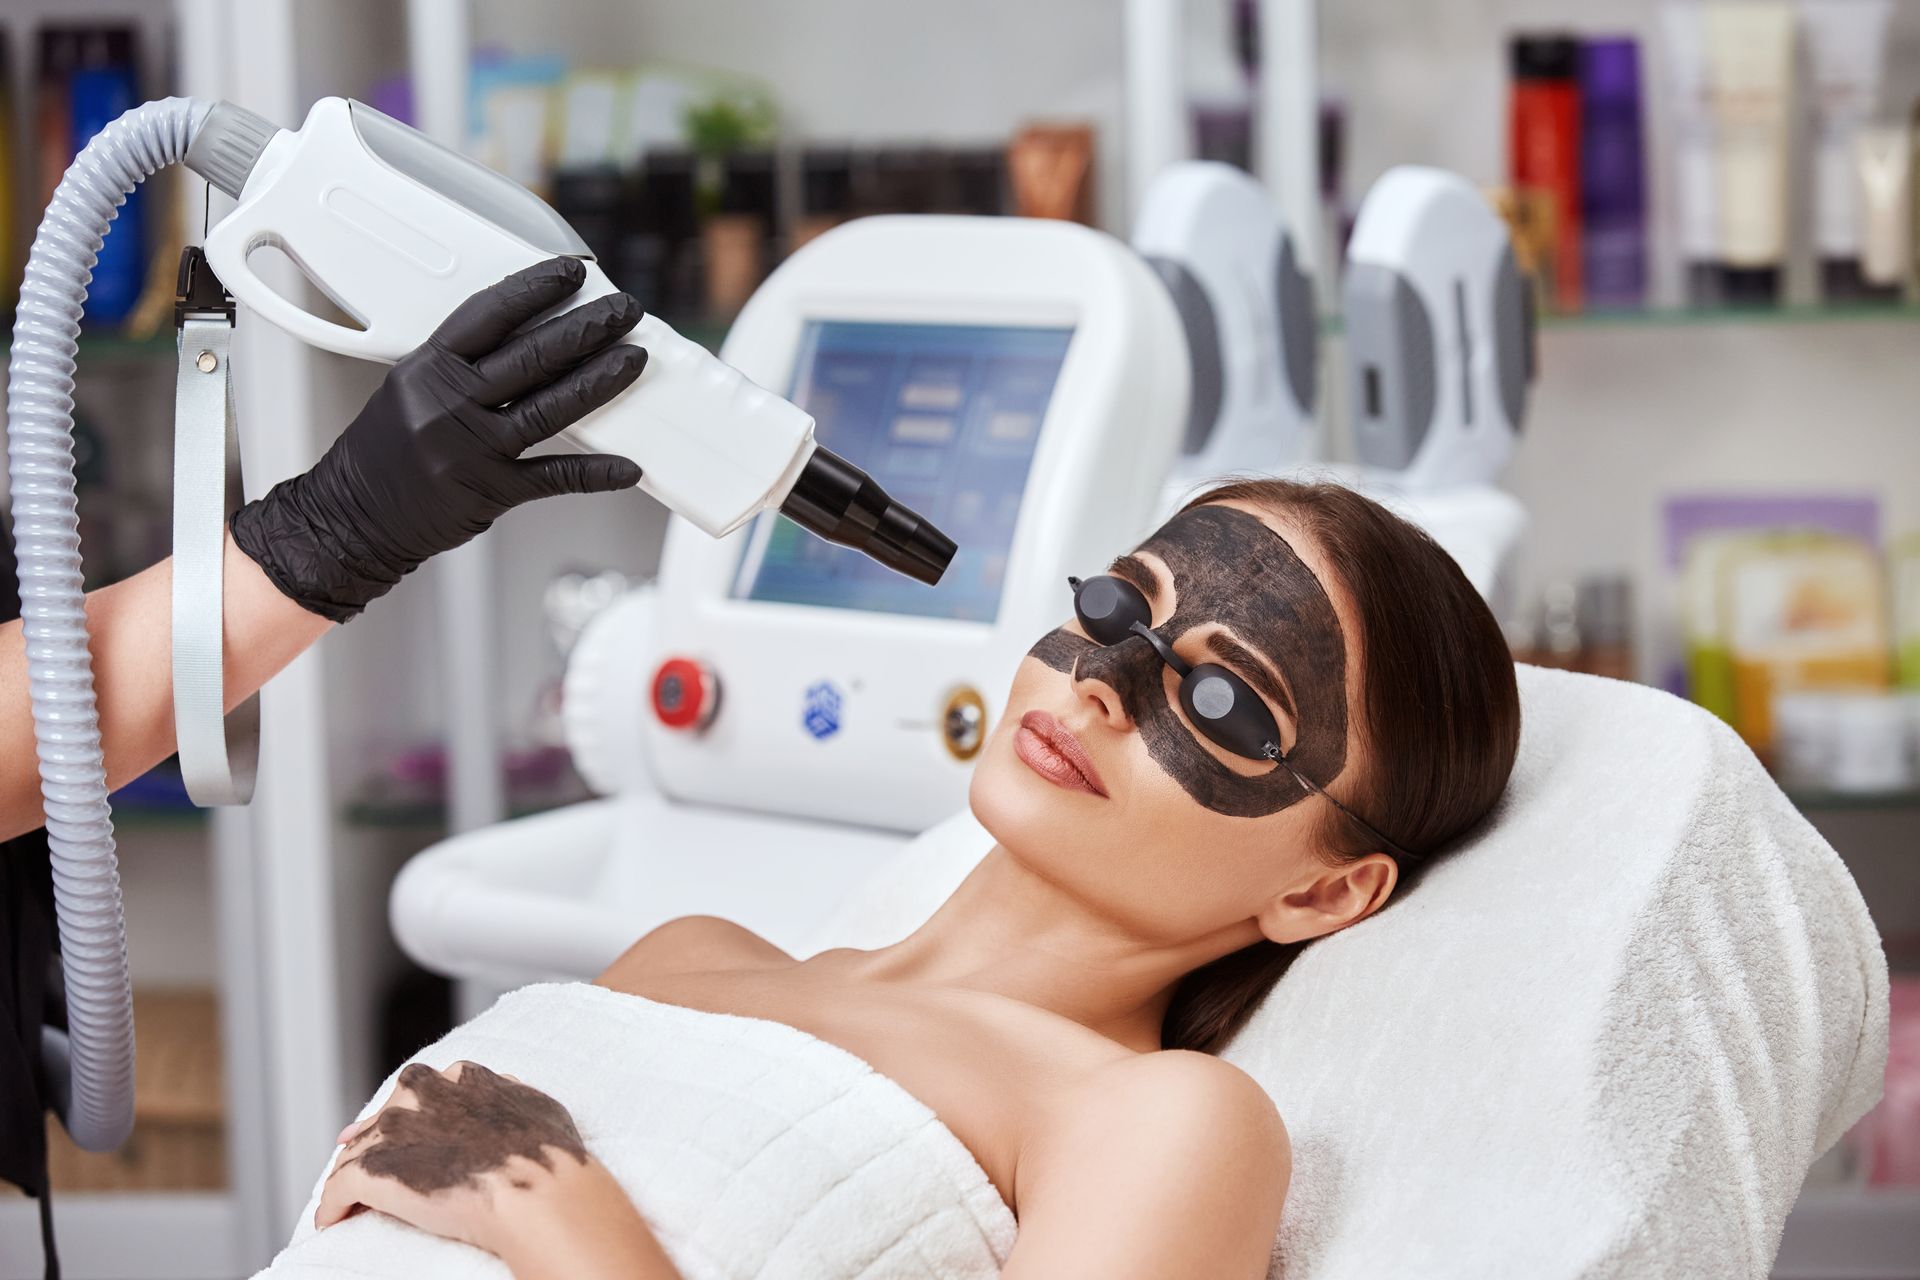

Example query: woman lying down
[267,479,1520,1280]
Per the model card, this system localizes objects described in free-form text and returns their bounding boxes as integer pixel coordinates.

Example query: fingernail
[613,292,642,321]
[623,346,649,372]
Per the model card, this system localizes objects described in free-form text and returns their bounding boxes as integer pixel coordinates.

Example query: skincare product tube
[1855,123,1911,290]
[1912,101,1920,291]
[1659,3,1722,304]
[1580,38,1647,308]
[1801,0,1893,301]
[1510,34,1583,311]
[1703,0,1796,304]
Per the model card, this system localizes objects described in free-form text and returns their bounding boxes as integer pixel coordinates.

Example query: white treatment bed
[801,665,1891,1278]
[391,664,1888,1277]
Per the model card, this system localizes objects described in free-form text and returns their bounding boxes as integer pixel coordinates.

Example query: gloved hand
[231,257,648,623]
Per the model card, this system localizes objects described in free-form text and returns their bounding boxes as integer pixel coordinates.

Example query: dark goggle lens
[1180,665,1282,761]
[1070,574,1152,644]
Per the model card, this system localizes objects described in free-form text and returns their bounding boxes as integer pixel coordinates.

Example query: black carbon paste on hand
[1027,505,1349,818]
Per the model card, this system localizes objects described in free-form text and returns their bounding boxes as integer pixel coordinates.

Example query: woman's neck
[826,844,1260,1053]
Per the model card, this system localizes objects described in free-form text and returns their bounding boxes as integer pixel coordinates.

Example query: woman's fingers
[469,292,642,405]
[430,257,588,361]
[315,1157,371,1229]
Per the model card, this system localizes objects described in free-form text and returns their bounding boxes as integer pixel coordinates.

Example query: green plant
[682,88,776,219]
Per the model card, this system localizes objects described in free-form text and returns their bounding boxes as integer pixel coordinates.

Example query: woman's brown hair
[1160,478,1521,1054]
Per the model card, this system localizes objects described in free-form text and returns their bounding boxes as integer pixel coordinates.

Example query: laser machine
[1131,160,1320,503]
[1339,164,1536,605]
[392,215,1190,984]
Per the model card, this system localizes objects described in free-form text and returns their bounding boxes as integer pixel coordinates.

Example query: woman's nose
[1069,648,1137,731]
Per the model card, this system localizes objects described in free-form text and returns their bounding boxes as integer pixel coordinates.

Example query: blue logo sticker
[802,680,844,740]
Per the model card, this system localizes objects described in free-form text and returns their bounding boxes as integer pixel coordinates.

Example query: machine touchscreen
[732,320,1072,622]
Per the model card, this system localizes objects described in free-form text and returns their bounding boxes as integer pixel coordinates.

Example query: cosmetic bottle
[33,28,83,213]
[0,30,14,315]
[1910,100,1920,294]
[1802,0,1894,301]
[69,29,144,327]
[1703,0,1795,306]
[1660,3,1724,304]
[1855,124,1912,297]
[1576,574,1636,681]
[1535,581,1585,670]
[1579,39,1646,310]
[1510,34,1583,311]
[1190,0,1254,171]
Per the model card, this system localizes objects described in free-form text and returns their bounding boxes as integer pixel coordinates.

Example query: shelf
[110,804,210,832]
[1321,300,1920,338]
[1541,301,1920,332]
[0,330,177,364]
[1785,788,1920,814]
[344,787,591,829]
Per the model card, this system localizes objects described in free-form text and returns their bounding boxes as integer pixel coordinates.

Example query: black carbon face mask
[1026,504,1349,819]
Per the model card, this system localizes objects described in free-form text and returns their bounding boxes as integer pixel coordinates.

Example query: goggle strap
[1263,741,1413,861]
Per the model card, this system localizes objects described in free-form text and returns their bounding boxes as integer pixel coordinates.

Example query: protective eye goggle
[1067,573,1413,860]
[1070,573,1283,762]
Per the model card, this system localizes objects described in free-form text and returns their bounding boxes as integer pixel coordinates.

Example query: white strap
[171,316,258,806]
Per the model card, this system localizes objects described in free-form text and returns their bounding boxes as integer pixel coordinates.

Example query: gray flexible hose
[6,95,212,1151]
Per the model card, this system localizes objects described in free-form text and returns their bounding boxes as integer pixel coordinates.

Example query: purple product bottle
[1578,38,1646,309]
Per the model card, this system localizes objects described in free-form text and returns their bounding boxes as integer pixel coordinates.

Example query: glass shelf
[1320,300,1920,337]
[112,804,211,832]
[342,798,583,829]
[344,787,592,830]
[0,330,177,363]
[1784,787,1920,814]
[1540,301,1920,332]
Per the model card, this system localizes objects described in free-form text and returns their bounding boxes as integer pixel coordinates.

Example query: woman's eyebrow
[1207,631,1299,727]
[1107,553,1163,599]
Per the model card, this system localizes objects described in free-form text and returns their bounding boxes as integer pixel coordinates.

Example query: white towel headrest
[806,667,1889,1278]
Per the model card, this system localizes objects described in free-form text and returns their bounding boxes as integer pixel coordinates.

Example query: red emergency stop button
[651,657,719,731]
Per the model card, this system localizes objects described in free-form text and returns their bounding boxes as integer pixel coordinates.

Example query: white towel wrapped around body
[808,666,1891,1278]
[257,983,1016,1279]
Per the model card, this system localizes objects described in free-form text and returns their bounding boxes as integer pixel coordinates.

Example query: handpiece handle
[203,97,557,363]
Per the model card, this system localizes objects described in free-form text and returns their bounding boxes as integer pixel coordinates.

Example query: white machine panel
[643,216,1188,833]
[1132,161,1319,497]
[1344,165,1534,492]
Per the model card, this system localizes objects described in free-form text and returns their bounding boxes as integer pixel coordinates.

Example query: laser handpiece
[187,97,956,585]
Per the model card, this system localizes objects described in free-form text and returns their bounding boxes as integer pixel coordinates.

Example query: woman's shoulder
[599,915,793,982]
[1075,1050,1286,1137]
[1025,1049,1291,1191]
[1005,1050,1291,1273]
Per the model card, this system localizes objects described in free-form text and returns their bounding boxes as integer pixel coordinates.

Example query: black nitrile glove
[231,257,648,623]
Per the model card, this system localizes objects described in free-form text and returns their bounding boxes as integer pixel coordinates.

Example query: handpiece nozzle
[778,447,957,586]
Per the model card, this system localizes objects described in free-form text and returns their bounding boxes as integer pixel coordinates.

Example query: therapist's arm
[0,533,331,841]
[1,257,650,843]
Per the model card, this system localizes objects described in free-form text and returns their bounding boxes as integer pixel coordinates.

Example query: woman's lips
[1014,710,1108,798]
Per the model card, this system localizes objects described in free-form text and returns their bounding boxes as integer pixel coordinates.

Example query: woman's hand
[316,1061,680,1279]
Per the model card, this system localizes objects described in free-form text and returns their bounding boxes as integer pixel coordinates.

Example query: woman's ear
[1254,853,1398,945]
